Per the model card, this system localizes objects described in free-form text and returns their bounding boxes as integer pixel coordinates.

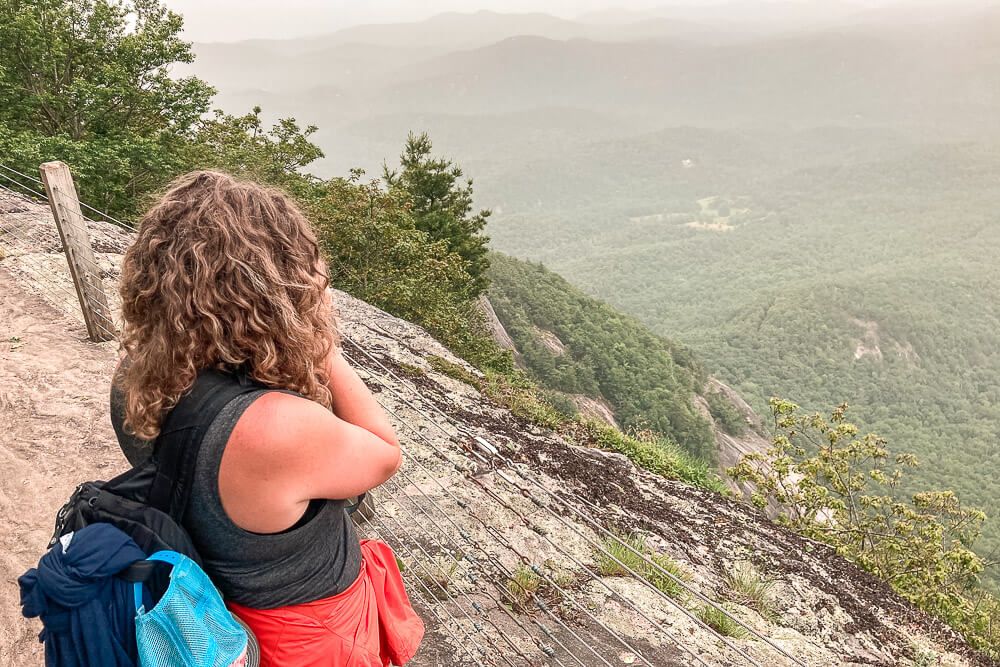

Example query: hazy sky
[163,0,917,42]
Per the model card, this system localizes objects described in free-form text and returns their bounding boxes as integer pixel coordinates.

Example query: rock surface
[695,378,776,500]
[570,394,620,429]
[0,191,992,667]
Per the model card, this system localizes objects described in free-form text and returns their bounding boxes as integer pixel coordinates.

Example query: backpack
[49,369,265,577]
[133,550,251,667]
[51,368,368,571]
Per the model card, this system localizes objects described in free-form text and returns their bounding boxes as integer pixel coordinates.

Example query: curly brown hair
[119,171,335,440]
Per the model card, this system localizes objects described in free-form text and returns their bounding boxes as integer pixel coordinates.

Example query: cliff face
[693,378,775,499]
[477,295,521,360]
[0,191,991,667]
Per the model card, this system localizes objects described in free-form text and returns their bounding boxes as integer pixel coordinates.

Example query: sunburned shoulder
[231,391,334,457]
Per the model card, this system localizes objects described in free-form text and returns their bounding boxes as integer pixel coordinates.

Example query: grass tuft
[507,564,543,611]
[723,561,776,619]
[597,533,689,599]
[396,361,426,378]
[481,370,565,429]
[427,355,481,387]
[581,421,726,492]
[414,556,458,601]
[697,603,749,639]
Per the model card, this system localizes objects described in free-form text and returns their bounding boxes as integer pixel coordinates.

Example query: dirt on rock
[0,269,123,667]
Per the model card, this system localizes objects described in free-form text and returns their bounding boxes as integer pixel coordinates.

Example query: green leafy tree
[186,107,324,189]
[0,0,214,215]
[305,171,511,372]
[729,399,999,657]
[384,132,491,296]
[705,390,746,436]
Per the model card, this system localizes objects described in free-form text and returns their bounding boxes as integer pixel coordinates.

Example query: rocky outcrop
[570,394,619,428]
[695,378,774,499]
[531,326,567,356]
[477,295,521,360]
[1,190,991,667]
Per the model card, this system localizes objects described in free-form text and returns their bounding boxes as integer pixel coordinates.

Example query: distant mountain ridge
[193,9,730,53]
[189,7,1000,148]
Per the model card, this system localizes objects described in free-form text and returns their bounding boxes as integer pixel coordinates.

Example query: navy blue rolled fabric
[20,523,146,667]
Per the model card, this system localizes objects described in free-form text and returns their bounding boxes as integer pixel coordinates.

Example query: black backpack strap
[148,369,264,521]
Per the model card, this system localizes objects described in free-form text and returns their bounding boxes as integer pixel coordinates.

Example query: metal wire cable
[367,502,523,667]
[339,350,659,667]
[344,348,699,667]
[488,448,803,665]
[0,177,49,206]
[378,469,589,667]
[464,469,745,666]
[0,168,135,241]
[0,164,135,231]
[377,460,578,667]
[0,163,44,185]
[451,440,769,666]
[0,183,121,290]
[50,199,123,270]
[349,321,806,666]
[356,374,699,667]
[363,424,589,667]
[341,334,794,666]
[0,183,121,339]
[374,503,595,667]
[371,482,593,667]
[397,424,713,667]
[0,221,86,307]
[342,364,629,667]
[0,192,118,340]
[362,518,492,666]
[359,452,545,665]
[0,241,111,338]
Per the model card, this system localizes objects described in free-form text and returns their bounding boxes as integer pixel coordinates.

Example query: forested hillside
[487,253,715,460]
[486,130,1000,585]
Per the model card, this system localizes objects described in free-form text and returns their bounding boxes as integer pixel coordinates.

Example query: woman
[110,171,424,666]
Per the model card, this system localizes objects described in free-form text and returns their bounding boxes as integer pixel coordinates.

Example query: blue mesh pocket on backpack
[134,551,248,667]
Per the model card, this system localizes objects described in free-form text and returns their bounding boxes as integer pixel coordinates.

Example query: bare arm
[220,393,402,530]
[325,346,399,448]
[200,343,404,532]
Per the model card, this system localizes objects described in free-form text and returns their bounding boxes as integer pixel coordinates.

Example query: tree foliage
[385,131,491,296]
[0,0,214,214]
[729,400,999,658]
[301,172,510,372]
[189,107,324,188]
[488,252,715,460]
[705,390,746,436]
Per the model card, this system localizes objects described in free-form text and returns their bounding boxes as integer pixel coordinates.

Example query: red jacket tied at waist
[227,540,424,667]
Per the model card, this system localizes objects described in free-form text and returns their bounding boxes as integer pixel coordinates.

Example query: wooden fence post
[39,161,115,342]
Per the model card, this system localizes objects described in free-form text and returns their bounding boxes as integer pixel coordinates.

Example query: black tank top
[110,383,363,609]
